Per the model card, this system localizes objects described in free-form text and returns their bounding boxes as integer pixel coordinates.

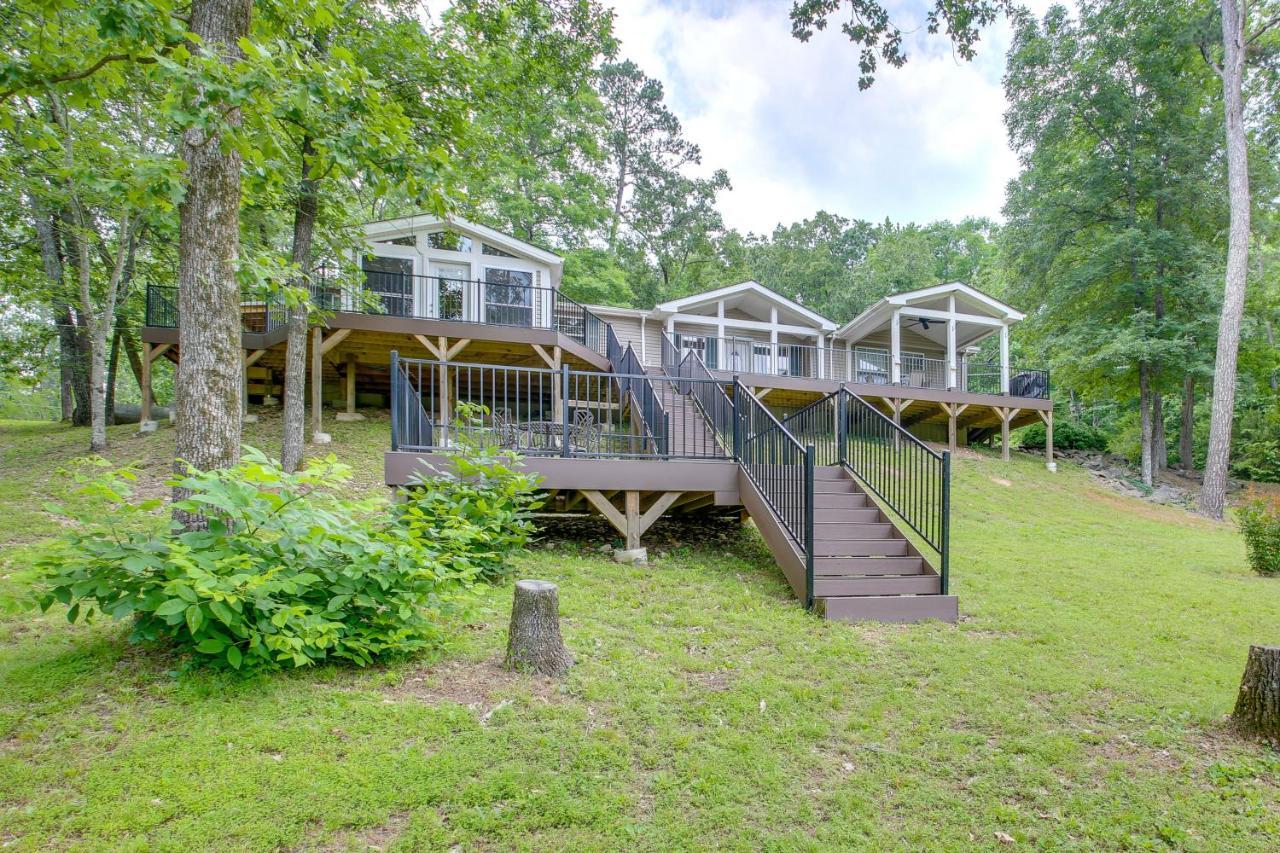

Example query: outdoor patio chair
[491,410,522,449]
[570,408,602,453]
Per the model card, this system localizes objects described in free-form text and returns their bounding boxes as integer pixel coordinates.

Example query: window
[676,334,717,369]
[753,344,772,375]
[483,268,534,326]
[361,256,414,316]
[481,242,517,257]
[427,230,473,252]
[375,235,415,247]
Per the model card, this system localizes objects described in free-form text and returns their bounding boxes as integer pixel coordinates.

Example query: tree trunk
[1267,320,1278,393]
[1138,360,1154,488]
[1152,390,1166,475]
[105,328,121,426]
[1180,373,1195,471]
[1232,645,1280,744]
[503,580,573,677]
[282,136,318,473]
[1201,0,1250,520]
[172,0,253,523]
[33,208,90,426]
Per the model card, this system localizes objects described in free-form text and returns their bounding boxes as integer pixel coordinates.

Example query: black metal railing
[614,344,667,457]
[387,355,730,460]
[144,272,610,355]
[145,284,178,328]
[784,388,950,593]
[390,352,434,452]
[963,361,1050,400]
[674,350,734,452]
[734,380,816,608]
[661,329,678,372]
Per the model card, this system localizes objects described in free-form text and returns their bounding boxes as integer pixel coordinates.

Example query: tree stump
[503,580,573,677]
[1232,645,1280,743]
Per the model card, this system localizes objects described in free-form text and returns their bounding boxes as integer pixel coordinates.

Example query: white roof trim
[654,280,837,331]
[362,213,563,267]
[883,282,1024,320]
[836,283,1024,340]
[586,304,651,318]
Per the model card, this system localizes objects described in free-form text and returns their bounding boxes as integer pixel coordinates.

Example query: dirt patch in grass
[1083,487,1220,527]
[387,655,564,713]
[685,668,735,692]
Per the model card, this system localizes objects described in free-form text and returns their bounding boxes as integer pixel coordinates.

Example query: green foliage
[397,403,542,582]
[1237,490,1280,576]
[1020,419,1108,452]
[35,448,475,672]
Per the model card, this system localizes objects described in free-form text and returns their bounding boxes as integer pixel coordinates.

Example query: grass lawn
[1,413,1278,850]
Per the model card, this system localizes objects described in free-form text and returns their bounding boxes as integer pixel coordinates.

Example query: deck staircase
[807,466,957,622]
[606,338,958,624]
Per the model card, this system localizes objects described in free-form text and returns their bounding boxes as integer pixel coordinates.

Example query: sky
[604,0,1056,234]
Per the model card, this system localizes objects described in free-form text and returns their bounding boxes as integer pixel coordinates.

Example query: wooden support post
[624,491,641,551]
[345,352,357,413]
[311,327,328,442]
[1039,408,1055,470]
[140,342,153,426]
[437,337,450,436]
[638,492,681,538]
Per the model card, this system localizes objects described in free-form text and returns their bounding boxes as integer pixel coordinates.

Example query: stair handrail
[389,351,434,452]
[734,379,816,609]
[614,343,668,456]
[660,329,679,372]
[673,350,735,451]
[784,388,951,594]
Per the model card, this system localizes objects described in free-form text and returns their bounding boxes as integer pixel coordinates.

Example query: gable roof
[836,282,1024,342]
[362,213,564,268]
[654,280,837,331]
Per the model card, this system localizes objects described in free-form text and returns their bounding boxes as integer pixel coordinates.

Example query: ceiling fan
[903,317,945,331]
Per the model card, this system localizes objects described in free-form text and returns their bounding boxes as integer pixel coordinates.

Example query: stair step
[814,556,927,575]
[813,467,848,481]
[813,480,857,494]
[815,522,894,539]
[814,538,908,557]
[818,594,958,624]
[814,507,882,523]
[813,574,941,597]
[813,493,870,511]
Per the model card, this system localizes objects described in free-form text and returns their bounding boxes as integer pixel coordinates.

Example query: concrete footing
[243,414,259,424]
[312,432,332,445]
[138,420,158,434]
[1046,462,1058,473]
[612,547,648,566]
[335,412,365,422]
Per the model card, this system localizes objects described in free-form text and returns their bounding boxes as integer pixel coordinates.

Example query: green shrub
[36,448,475,671]
[1020,418,1108,452]
[1238,489,1280,577]
[396,403,542,582]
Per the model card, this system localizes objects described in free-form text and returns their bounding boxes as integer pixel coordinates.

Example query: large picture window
[483,268,534,326]
[361,255,414,316]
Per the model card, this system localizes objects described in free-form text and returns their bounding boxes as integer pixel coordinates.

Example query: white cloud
[606,0,1053,234]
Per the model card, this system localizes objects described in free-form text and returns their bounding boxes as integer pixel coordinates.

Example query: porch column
[946,296,957,389]
[337,352,364,422]
[1043,409,1056,471]
[816,334,825,379]
[770,309,779,375]
[1000,323,1010,394]
[890,309,902,383]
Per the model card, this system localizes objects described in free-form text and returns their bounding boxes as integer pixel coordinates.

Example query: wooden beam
[638,491,682,537]
[413,334,441,359]
[319,328,350,355]
[677,493,716,513]
[147,342,172,363]
[581,489,626,538]
[444,337,470,360]
[531,343,560,370]
[1041,408,1054,467]
[244,349,267,367]
[563,491,585,511]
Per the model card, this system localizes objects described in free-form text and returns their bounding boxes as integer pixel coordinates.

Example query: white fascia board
[655,280,837,331]
[668,313,824,336]
[362,214,563,269]
[885,282,1025,321]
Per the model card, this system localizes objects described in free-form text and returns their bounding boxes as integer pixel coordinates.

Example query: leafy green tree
[1001,1,1225,486]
